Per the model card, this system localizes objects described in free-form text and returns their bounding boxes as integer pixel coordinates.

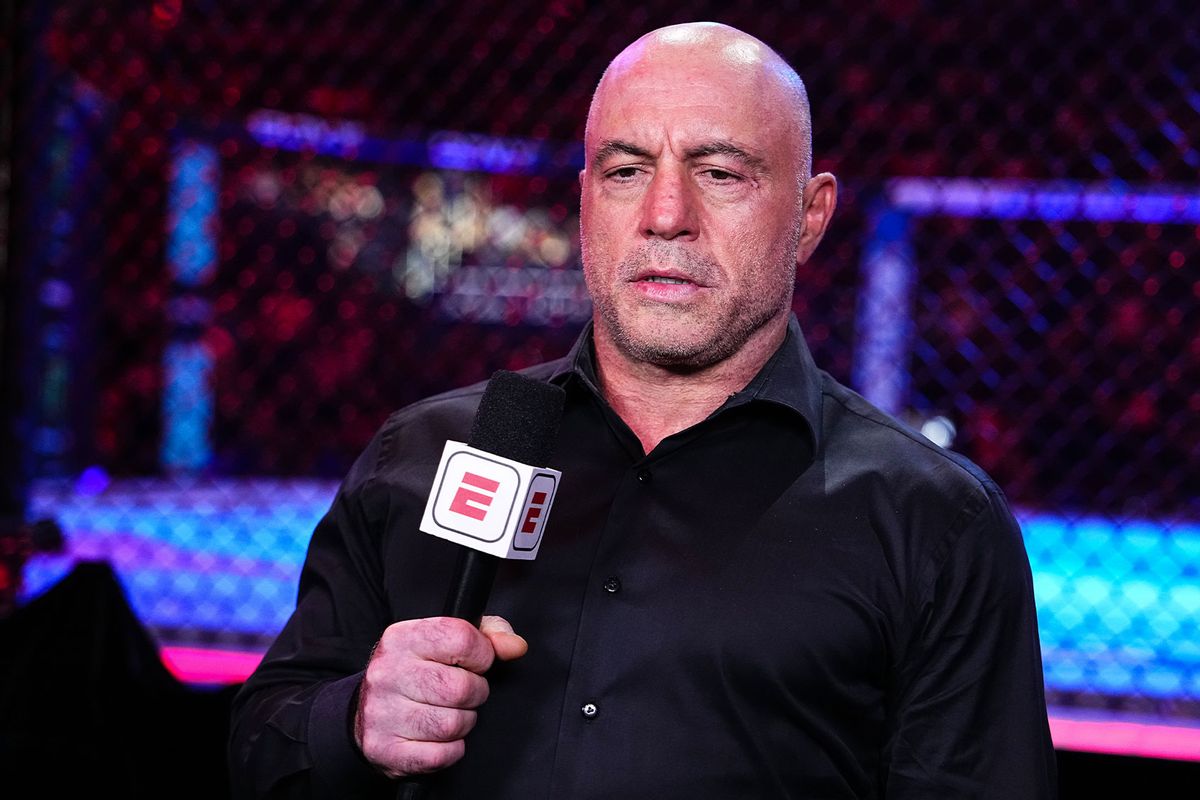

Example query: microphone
[397,370,566,799]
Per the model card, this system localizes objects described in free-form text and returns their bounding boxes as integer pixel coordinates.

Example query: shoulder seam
[821,385,999,498]
[371,383,491,476]
[366,359,568,476]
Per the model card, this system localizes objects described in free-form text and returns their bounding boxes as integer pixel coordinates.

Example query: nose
[640,165,698,241]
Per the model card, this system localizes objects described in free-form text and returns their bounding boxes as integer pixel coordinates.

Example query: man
[229,22,1057,799]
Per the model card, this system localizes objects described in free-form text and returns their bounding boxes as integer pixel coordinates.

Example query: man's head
[579,22,836,372]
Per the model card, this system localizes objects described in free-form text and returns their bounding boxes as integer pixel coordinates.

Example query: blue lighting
[242,113,583,175]
[427,130,547,174]
[17,479,1200,704]
[167,141,218,286]
[160,342,214,472]
[162,140,220,474]
[887,178,1200,224]
[245,109,367,156]
[1024,513,1200,698]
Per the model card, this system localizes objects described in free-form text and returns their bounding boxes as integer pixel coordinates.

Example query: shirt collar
[729,314,823,447]
[548,318,597,392]
[550,315,823,450]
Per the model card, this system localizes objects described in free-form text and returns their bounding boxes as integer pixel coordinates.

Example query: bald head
[587,22,813,181]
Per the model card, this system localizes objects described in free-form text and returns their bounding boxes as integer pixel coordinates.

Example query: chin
[618,331,731,370]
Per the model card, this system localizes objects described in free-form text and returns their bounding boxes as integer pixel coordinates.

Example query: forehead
[587,47,800,155]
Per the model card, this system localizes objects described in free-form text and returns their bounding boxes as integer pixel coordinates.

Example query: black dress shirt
[228,316,1057,799]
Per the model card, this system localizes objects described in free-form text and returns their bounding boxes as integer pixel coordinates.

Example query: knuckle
[442,669,486,707]
[419,664,464,705]
[362,656,386,687]
[379,621,409,650]
[467,674,490,707]
[419,705,475,742]
[429,618,477,656]
[420,705,456,740]
[358,727,391,764]
[412,662,447,702]
[415,740,466,774]
[357,677,389,724]
[431,740,467,770]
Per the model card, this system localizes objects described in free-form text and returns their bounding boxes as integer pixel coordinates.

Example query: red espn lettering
[520,491,548,533]
[448,472,501,521]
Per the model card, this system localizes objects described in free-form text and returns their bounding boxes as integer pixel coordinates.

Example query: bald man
[230,23,1057,799]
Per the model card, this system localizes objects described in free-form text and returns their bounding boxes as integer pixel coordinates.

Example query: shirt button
[602,576,621,594]
[581,702,599,720]
[636,469,652,483]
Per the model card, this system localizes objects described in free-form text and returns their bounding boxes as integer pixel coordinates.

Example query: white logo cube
[420,441,561,560]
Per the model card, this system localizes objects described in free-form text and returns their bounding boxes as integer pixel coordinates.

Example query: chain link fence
[7,0,1199,726]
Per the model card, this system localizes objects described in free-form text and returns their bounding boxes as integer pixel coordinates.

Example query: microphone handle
[396,782,428,800]
[442,548,501,623]
[395,549,501,799]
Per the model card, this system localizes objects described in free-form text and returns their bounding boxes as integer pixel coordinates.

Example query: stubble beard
[588,238,797,371]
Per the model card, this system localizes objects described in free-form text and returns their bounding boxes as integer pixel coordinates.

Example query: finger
[359,690,478,743]
[403,660,491,708]
[360,734,467,779]
[379,617,496,673]
[481,615,529,662]
[398,697,479,743]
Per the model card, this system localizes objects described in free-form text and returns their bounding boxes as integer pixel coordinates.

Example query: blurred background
[1,0,1197,796]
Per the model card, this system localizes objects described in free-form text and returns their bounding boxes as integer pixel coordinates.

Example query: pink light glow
[160,645,263,685]
[1048,714,1200,762]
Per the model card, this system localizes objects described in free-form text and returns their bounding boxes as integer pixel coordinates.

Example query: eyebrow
[591,139,653,168]
[591,138,766,173]
[684,141,766,173]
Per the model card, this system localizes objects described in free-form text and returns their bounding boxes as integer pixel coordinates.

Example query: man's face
[579,44,809,370]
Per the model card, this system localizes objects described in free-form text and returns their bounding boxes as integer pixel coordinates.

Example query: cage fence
[5,0,1199,732]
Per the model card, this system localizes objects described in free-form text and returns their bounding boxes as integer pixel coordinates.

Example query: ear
[795,172,837,265]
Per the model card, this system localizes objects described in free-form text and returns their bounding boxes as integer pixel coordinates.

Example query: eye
[606,166,642,180]
[703,168,740,182]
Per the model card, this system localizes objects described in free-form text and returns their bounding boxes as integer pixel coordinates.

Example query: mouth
[631,269,707,288]
[628,270,707,302]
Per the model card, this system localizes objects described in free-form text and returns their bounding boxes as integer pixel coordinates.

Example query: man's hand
[354,615,528,778]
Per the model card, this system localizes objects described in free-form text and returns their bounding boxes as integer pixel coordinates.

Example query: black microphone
[441,369,566,623]
[397,370,565,799]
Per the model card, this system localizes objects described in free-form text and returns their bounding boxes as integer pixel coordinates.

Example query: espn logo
[420,441,560,560]
[448,472,503,521]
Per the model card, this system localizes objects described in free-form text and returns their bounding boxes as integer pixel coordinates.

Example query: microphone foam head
[468,370,566,466]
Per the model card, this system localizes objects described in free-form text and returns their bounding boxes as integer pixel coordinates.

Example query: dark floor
[1058,748,1199,799]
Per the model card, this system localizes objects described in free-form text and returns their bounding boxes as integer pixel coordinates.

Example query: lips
[629,268,708,288]
[626,268,708,303]
[617,243,720,297]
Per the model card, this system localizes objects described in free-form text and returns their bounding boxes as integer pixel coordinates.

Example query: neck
[592,318,788,454]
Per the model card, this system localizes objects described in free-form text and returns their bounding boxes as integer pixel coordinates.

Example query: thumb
[480,615,529,662]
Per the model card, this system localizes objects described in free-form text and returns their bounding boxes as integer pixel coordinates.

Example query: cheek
[578,224,614,294]
[580,198,621,268]
[726,229,796,296]
[578,197,599,259]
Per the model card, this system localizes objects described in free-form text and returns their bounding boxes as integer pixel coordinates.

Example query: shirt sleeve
[227,427,397,800]
[883,486,1059,799]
